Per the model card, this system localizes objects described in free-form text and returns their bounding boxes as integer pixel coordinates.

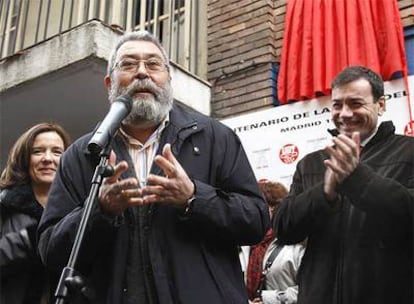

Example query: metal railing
[0,0,204,77]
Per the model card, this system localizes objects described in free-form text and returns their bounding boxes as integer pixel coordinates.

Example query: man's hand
[323,132,361,200]
[98,144,195,215]
[142,143,194,208]
[324,167,338,202]
[98,151,141,216]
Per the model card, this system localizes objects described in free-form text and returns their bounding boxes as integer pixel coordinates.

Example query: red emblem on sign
[404,121,414,136]
[279,144,299,164]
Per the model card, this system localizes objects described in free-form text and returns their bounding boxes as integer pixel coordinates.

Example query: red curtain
[277,0,408,104]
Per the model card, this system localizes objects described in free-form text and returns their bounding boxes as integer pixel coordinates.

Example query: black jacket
[275,121,414,304]
[0,185,47,304]
[38,103,269,304]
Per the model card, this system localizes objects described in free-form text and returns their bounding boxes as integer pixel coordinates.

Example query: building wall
[400,0,414,27]
[207,0,278,119]
[0,20,211,168]
[1,1,207,80]
[207,0,414,119]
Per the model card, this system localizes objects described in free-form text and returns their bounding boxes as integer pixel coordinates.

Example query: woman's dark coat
[1,185,47,304]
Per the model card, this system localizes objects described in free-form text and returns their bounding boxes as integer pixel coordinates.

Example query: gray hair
[107,30,170,76]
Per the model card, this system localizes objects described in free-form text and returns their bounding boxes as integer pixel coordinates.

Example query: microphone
[87,95,133,154]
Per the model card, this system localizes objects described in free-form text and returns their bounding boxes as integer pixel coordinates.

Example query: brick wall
[208,0,414,119]
[399,0,414,27]
[207,0,279,118]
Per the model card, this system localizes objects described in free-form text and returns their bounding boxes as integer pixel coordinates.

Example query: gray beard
[109,79,173,128]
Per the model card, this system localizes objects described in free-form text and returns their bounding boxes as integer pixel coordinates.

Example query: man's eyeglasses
[115,58,167,73]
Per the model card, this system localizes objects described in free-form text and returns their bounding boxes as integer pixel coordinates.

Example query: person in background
[37,30,269,304]
[275,66,414,304]
[0,122,71,304]
[240,180,305,304]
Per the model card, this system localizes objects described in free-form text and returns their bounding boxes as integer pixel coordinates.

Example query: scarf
[246,228,274,300]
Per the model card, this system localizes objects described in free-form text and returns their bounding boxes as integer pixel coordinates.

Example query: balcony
[0,0,210,167]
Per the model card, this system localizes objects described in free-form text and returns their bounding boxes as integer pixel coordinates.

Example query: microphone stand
[54,143,114,304]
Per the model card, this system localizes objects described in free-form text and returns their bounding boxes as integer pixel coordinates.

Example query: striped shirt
[119,115,169,187]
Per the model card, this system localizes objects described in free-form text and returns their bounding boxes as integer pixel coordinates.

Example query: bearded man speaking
[37,30,269,304]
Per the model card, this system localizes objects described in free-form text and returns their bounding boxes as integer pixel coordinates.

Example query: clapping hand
[323,132,360,201]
